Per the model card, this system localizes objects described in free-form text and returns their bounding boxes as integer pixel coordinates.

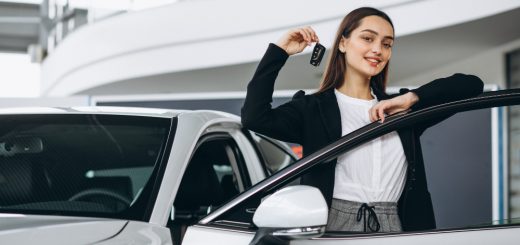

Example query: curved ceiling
[79,7,520,95]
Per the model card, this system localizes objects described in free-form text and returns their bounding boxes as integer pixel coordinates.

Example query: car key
[310,42,326,66]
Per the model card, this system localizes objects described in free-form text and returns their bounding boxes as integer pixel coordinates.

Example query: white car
[0,107,297,244]
[2,88,520,244]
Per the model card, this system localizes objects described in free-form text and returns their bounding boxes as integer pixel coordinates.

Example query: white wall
[0,53,40,98]
[396,38,520,89]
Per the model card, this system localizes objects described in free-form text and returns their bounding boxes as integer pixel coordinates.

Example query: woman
[241,7,483,233]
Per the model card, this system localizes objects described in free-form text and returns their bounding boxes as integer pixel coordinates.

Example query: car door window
[248,132,298,175]
[202,96,520,240]
[418,107,494,229]
[168,133,250,243]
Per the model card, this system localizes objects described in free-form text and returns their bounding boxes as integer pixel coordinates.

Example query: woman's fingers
[276,26,319,55]
[369,105,378,122]
[369,101,389,123]
[302,26,319,43]
[298,29,311,44]
[369,98,412,123]
[378,105,387,123]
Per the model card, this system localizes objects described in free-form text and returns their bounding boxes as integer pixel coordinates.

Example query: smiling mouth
[365,58,381,66]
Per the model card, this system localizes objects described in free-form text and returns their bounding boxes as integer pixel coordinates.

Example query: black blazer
[241,43,484,231]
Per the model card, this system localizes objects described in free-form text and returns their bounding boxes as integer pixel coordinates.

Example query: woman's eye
[383,43,393,48]
[362,36,373,42]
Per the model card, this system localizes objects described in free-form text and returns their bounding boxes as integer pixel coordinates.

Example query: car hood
[0,214,127,244]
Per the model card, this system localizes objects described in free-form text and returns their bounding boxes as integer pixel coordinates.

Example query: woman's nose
[371,44,382,54]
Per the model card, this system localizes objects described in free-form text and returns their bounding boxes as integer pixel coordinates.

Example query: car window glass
[212,104,520,235]
[169,135,249,243]
[249,132,298,174]
[0,114,171,220]
[420,105,520,230]
[419,108,492,229]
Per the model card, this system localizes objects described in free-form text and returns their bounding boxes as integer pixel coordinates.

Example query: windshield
[0,114,172,220]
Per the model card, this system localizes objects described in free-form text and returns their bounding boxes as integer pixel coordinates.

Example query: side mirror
[249,185,328,245]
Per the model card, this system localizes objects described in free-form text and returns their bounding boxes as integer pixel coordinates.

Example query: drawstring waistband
[356,203,381,232]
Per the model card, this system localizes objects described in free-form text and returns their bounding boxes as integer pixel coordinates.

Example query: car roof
[0,106,240,120]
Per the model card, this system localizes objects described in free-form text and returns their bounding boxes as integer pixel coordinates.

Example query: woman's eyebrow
[361,29,394,40]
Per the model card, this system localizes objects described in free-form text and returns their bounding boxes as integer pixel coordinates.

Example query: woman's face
[340,16,394,79]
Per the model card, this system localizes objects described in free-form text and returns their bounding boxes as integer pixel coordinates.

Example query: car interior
[169,136,248,244]
[0,115,169,217]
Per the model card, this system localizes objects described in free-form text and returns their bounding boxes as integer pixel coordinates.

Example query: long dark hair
[316,7,394,94]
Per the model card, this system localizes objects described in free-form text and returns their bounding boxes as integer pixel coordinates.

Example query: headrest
[0,158,37,205]
[174,153,224,210]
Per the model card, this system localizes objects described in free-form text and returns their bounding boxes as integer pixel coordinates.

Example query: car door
[182,89,520,245]
[166,121,297,244]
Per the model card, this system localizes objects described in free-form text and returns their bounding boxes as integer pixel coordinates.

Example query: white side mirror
[249,185,328,245]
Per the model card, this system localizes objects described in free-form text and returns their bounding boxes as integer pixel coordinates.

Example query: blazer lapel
[315,84,389,142]
[317,89,342,141]
[371,83,391,100]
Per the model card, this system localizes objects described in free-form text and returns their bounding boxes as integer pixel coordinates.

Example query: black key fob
[310,42,326,66]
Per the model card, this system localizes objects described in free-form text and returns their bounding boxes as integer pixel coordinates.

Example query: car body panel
[182,225,253,245]
[183,225,520,245]
[97,220,172,245]
[295,227,520,245]
[0,214,127,244]
[0,106,182,118]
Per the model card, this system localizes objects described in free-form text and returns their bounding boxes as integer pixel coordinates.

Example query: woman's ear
[338,36,347,53]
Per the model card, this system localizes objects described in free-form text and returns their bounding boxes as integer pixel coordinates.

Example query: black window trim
[241,129,270,177]
[141,116,178,221]
[244,130,299,175]
[253,132,299,162]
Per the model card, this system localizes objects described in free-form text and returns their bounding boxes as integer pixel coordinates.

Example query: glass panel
[169,136,250,243]
[174,138,245,222]
[0,114,171,220]
[250,133,297,175]
[419,108,493,229]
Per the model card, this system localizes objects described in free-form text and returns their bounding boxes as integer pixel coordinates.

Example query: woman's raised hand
[276,26,319,55]
[369,92,419,123]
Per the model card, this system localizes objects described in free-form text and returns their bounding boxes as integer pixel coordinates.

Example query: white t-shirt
[333,89,407,203]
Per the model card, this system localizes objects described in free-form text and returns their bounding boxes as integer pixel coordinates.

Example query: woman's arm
[241,44,305,143]
[369,73,484,122]
[241,27,319,144]
[409,73,484,110]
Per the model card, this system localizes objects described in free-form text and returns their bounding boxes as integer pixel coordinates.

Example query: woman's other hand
[369,92,419,123]
[276,26,319,55]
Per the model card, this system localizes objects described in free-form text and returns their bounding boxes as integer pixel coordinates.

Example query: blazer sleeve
[241,43,305,144]
[410,73,484,111]
[403,73,484,135]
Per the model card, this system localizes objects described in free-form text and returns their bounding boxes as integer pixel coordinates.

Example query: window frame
[245,130,299,175]
[170,132,252,214]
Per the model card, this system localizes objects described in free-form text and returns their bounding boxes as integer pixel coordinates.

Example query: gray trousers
[326,198,402,232]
